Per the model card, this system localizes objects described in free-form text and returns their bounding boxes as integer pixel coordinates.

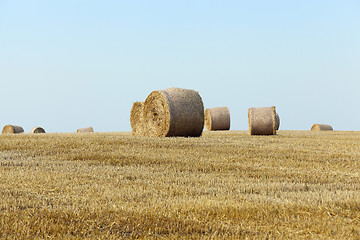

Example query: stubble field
[0,130,359,239]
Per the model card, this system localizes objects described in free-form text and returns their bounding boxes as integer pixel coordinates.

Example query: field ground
[0,130,359,239]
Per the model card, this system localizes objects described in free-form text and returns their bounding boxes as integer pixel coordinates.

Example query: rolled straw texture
[143,87,204,137]
[2,125,24,134]
[130,102,145,136]
[77,127,94,133]
[30,127,46,134]
[275,113,280,130]
[248,106,276,135]
[204,107,230,131]
[311,124,333,131]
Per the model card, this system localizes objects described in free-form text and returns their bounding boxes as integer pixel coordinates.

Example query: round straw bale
[2,125,24,134]
[30,127,46,134]
[130,102,145,136]
[311,124,333,131]
[143,87,204,137]
[275,112,280,130]
[248,106,276,135]
[77,127,94,133]
[204,107,230,131]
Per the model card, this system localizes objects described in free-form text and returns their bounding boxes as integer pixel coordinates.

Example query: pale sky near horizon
[1,1,359,133]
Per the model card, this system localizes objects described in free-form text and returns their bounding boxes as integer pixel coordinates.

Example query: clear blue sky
[1,1,359,132]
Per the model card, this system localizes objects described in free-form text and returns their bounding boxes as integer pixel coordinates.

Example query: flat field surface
[0,130,359,239]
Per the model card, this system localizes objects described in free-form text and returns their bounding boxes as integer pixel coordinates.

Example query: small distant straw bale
[77,127,94,133]
[2,125,24,134]
[30,127,46,134]
[204,107,230,131]
[275,112,280,130]
[130,102,145,136]
[311,124,333,131]
[248,106,276,135]
[143,87,204,137]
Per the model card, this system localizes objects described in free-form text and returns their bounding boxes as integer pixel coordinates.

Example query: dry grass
[0,130,359,239]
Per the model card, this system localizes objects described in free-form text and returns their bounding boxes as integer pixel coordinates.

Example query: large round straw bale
[311,124,333,131]
[204,107,230,131]
[275,112,280,130]
[130,102,145,136]
[77,127,94,133]
[248,106,276,135]
[143,87,204,137]
[2,125,24,134]
[30,126,46,134]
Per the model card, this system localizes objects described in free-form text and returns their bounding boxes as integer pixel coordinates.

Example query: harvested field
[0,131,359,239]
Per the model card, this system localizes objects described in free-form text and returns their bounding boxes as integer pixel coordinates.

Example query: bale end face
[275,113,280,130]
[143,90,171,137]
[31,127,46,134]
[204,108,212,131]
[130,102,145,136]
